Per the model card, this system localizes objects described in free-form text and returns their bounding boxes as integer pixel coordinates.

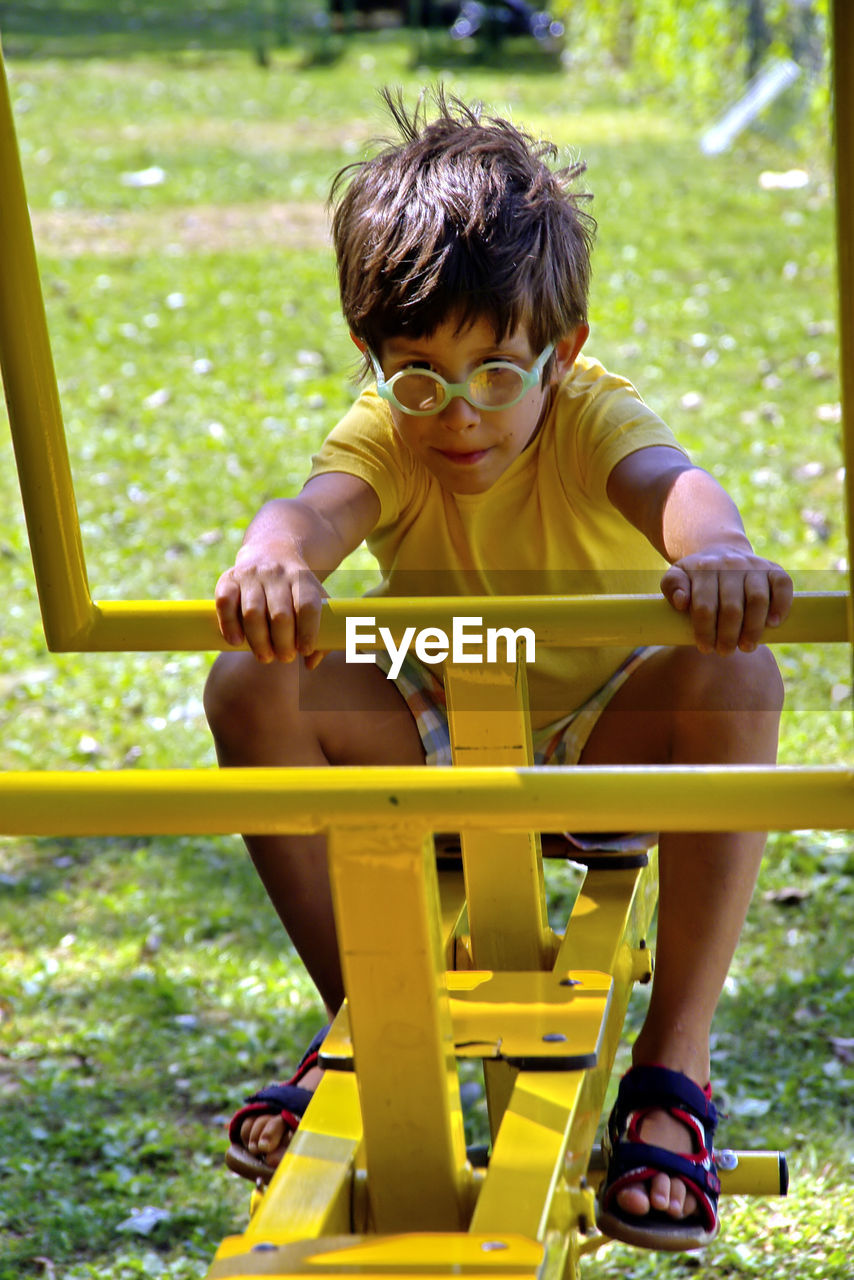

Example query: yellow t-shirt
[309,354,686,727]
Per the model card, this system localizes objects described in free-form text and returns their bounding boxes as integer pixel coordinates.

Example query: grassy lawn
[0,6,851,1278]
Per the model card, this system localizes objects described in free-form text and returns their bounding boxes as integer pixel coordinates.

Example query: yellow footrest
[323,970,613,1071]
[586,1144,789,1196]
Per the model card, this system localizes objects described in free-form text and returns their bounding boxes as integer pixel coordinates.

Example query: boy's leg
[578,644,784,1222]
[205,650,426,1173]
[205,650,426,1013]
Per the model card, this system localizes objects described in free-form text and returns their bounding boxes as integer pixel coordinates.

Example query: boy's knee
[747,645,785,715]
[204,651,295,743]
[678,644,784,716]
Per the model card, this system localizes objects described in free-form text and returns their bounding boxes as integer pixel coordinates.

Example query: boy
[205,88,792,1251]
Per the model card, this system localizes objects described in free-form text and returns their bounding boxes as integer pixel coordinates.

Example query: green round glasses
[369,343,555,416]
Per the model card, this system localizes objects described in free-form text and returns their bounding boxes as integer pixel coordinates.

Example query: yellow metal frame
[0,6,853,1278]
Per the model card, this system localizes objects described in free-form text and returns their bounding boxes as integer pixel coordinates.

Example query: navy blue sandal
[596,1064,721,1251]
[226,1026,328,1183]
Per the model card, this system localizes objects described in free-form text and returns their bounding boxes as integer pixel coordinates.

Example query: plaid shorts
[375,645,661,854]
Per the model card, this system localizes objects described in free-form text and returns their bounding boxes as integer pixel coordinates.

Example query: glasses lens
[468,364,527,408]
[391,372,445,413]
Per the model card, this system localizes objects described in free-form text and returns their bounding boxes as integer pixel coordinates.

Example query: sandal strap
[598,1064,721,1239]
[601,1140,721,1232]
[292,1025,330,1082]
[227,1026,329,1147]
[227,1083,311,1144]
[612,1064,718,1140]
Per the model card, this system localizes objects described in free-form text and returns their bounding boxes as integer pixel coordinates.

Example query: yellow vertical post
[326,825,470,1232]
[0,41,94,649]
[444,659,553,972]
[444,659,555,1141]
[832,0,854,652]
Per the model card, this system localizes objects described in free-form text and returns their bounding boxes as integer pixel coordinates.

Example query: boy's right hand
[215,545,327,666]
[214,476,380,665]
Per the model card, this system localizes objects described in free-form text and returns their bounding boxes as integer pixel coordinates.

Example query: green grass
[0,13,851,1279]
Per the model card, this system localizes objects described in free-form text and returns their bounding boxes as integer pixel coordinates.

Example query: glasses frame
[369,342,556,416]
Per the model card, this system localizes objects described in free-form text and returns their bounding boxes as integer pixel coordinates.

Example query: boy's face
[375,317,587,496]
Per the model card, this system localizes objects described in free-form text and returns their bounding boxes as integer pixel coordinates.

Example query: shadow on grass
[0,0,568,79]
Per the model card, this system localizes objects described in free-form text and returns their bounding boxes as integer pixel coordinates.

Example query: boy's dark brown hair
[329,87,596,365]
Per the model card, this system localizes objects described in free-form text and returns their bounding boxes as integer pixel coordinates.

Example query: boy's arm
[606,445,793,655]
[215,472,380,664]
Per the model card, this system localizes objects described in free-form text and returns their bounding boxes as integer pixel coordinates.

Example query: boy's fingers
[239,582,282,662]
[767,566,794,626]
[738,570,772,650]
[292,573,327,657]
[267,606,299,662]
[661,565,691,611]
[685,570,718,653]
[715,569,752,654]
[214,571,245,646]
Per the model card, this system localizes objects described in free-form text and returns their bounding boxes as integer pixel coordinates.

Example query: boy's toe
[649,1172,673,1213]
[616,1183,652,1217]
[616,1173,698,1221]
[256,1115,285,1153]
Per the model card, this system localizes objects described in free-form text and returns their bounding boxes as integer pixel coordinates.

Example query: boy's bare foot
[238,1063,324,1171]
[597,1061,720,1250]
[614,1108,700,1219]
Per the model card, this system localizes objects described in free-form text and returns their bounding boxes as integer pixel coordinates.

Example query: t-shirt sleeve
[308,390,411,527]
[560,357,689,503]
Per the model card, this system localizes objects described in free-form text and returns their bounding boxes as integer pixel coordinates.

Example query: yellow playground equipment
[1,7,853,1279]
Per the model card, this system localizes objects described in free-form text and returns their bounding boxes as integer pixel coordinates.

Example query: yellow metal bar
[445,660,552,971]
[0,42,95,649]
[324,969,614,1070]
[444,660,552,1144]
[471,1067,587,1239]
[833,0,854,649]
[33,592,850,653]
[326,827,469,1232]
[552,861,660,1193]
[0,766,850,837]
[471,859,657,1237]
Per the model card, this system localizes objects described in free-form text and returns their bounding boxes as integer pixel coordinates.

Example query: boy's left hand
[661,546,793,655]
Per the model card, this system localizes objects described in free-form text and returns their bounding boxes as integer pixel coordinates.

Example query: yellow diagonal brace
[470,858,658,1239]
[555,859,660,1189]
[470,1067,586,1239]
[0,44,94,648]
[226,1071,362,1251]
